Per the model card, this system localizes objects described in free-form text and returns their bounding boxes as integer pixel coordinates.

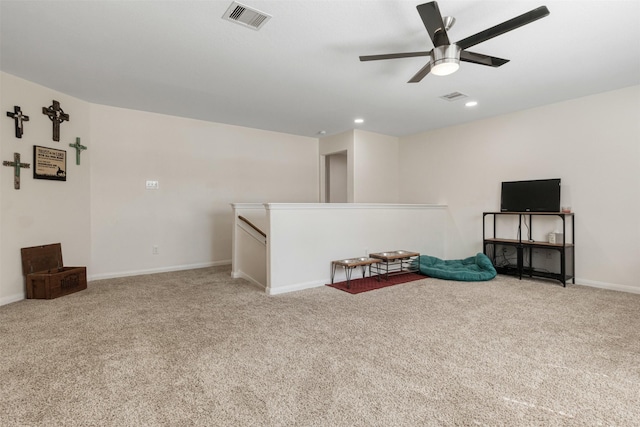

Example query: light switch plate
[146,180,159,190]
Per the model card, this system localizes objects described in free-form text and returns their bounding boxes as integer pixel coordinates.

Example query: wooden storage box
[21,243,87,299]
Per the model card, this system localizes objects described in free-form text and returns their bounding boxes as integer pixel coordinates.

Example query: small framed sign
[33,145,66,181]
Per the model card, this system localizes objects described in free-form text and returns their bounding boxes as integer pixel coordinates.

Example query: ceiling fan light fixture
[431,60,459,76]
[430,44,461,76]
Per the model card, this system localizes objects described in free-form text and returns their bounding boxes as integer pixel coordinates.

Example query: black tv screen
[501,179,561,212]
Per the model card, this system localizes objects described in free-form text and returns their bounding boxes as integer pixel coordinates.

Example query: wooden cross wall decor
[69,137,87,165]
[3,152,31,190]
[42,100,69,142]
[6,106,30,138]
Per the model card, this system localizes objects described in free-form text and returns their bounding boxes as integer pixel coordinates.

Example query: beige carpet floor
[1,266,638,426]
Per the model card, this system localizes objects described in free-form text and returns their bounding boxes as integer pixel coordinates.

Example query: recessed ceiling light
[465,101,478,107]
[354,118,364,124]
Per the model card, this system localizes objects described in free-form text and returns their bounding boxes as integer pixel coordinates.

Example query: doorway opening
[324,151,347,203]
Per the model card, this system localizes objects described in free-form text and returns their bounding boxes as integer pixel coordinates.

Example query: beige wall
[353,130,399,203]
[319,129,400,203]
[1,73,91,304]
[399,85,640,292]
[0,71,319,303]
[89,104,319,279]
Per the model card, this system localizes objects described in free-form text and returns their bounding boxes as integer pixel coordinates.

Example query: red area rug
[326,272,426,294]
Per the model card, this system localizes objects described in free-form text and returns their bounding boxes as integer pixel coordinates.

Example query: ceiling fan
[359,1,550,82]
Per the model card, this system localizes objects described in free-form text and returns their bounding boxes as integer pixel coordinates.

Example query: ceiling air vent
[439,92,468,102]
[222,2,271,30]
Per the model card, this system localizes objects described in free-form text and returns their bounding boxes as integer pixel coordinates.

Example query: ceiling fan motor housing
[431,44,461,76]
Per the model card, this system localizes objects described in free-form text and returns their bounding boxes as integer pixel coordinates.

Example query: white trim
[0,293,25,307]
[230,203,266,209]
[266,279,327,295]
[264,203,447,210]
[575,278,640,294]
[89,260,231,281]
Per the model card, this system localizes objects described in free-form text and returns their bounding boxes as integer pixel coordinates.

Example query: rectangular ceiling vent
[222,2,271,31]
[439,92,468,102]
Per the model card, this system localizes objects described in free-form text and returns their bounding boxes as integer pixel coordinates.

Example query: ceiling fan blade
[460,50,509,67]
[359,51,430,61]
[417,1,450,47]
[456,6,550,51]
[408,62,432,83]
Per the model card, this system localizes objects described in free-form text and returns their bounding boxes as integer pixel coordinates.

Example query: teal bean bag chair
[417,253,497,281]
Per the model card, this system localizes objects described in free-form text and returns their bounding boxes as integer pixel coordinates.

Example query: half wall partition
[232,203,447,295]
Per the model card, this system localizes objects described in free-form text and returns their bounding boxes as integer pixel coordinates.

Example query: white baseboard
[266,279,327,295]
[575,278,640,294]
[89,260,231,281]
[0,293,25,307]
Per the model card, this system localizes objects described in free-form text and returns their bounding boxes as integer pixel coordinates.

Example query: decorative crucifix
[42,100,69,142]
[69,137,87,165]
[6,106,30,138]
[3,152,31,190]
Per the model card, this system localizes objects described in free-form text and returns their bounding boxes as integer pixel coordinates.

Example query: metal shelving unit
[483,212,575,286]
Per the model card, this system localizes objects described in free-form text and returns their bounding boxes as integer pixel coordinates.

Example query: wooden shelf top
[485,238,573,247]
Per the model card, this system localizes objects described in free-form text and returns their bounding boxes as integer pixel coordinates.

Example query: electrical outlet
[152,245,159,255]
[146,180,159,190]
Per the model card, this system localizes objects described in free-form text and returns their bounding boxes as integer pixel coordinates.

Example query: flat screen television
[501,178,561,212]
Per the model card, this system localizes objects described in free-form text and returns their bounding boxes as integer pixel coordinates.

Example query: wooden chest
[21,243,87,299]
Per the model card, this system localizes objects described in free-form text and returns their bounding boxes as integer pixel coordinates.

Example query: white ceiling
[1,1,639,138]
